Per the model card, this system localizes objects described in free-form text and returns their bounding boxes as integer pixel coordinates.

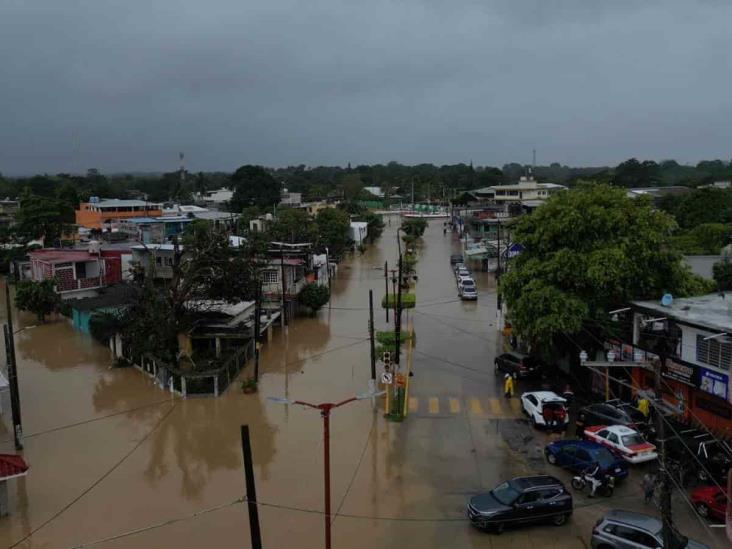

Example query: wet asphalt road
[0,219,726,548]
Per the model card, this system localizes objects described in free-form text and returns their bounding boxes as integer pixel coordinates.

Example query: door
[557,444,576,468]
[514,491,542,523]
[574,448,593,473]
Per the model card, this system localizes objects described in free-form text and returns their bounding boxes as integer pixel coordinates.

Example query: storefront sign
[699,367,729,400]
[662,360,697,387]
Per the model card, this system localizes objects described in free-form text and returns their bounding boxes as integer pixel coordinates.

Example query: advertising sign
[661,360,697,387]
[699,367,729,400]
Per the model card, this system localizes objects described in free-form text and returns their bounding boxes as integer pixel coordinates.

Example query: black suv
[576,401,655,440]
[450,254,464,265]
[494,352,541,378]
[467,475,572,534]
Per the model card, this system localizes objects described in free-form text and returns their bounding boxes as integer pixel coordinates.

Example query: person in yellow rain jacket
[637,397,650,418]
[504,374,514,398]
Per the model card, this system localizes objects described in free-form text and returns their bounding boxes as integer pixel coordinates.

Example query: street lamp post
[267,391,383,549]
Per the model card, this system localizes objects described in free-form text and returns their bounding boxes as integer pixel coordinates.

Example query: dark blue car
[544,439,628,480]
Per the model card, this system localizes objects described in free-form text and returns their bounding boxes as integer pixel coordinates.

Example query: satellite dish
[661,293,673,307]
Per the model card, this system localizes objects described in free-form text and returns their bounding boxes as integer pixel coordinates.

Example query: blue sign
[506,243,524,258]
[699,367,729,400]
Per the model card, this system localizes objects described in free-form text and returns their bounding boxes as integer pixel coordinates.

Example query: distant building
[699,181,731,190]
[280,189,302,207]
[626,186,692,206]
[363,186,385,198]
[0,200,19,228]
[75,198,163,230]
[349,221,368,245]
[116,216,192,244]
[489,177,566,204]
[196,188,234,210]
[28,247,123,298]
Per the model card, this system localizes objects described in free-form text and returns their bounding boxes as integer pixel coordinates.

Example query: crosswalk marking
[448,398,461,414]
[468,398,484,416]
[509,398,522,414]
[489,398,502,415]
[406,396,523,419]
[428,397,440,414]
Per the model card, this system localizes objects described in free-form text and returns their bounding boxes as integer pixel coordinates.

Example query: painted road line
[448,398,461,414]
[488,398,502,416]
[509,398,522,414]
[409,397,418,413]
[468,398,484,416]
[428,397,440,414]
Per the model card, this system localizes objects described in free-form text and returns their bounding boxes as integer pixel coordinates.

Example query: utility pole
[655,352,674,548]
[325,247,331,311]
[240,425,263,549]
[253,279,262,381]
[4,283,22,450]
[368,290,376,383]
[384,261,389,323]
[394,256,402,367]
[280,243,287,326]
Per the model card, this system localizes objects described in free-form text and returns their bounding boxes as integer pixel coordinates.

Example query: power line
[9,403,178,549]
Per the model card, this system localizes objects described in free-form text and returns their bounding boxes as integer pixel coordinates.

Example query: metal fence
[123,340,254,398]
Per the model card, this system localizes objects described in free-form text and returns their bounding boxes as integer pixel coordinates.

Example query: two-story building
[28,246,123,299]
[622,293,732,436]
[75,198,163,230]
[130,244,178,280]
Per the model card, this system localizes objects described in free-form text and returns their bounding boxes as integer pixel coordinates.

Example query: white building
[280,189,302,207]
[488,177,566,204]
[349,221,368,245]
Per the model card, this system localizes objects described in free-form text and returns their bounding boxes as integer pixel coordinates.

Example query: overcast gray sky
[1,0,731,175]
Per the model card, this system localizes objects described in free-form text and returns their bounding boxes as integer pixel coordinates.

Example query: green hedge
[381,293,416,309]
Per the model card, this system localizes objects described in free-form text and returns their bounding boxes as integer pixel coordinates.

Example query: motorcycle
[571,473,615,497]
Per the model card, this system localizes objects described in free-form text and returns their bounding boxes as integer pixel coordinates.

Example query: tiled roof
[0,454,29,479]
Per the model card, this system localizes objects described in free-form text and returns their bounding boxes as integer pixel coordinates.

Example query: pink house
[28,249,122,295]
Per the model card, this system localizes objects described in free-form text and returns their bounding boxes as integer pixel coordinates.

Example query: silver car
[591,510,708,549]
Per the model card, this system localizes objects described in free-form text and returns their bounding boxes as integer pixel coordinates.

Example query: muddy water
[0,221,509,549]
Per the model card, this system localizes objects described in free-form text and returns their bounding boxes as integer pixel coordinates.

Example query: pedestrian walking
[642,472,655,504]
[504,373,514,398]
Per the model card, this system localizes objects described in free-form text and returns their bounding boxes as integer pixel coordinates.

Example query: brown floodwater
[0,220,723,549]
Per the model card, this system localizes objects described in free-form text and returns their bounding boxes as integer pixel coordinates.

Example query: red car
[690,485,728,522]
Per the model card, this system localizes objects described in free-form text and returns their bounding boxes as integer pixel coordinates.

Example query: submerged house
[70,284,133,334]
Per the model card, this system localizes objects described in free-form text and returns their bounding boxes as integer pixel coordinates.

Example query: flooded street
[0,220,725,549]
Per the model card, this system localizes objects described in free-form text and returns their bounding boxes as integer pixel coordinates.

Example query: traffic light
[382,351,391,371]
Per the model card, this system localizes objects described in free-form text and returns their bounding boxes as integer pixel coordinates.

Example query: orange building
[75,199,163,229]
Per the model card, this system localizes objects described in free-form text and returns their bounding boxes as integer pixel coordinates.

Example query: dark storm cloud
[1,0,731,174]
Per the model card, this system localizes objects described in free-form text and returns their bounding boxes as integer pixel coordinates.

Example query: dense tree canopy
[14,279,62,322]
[15,194,75,243]
[230,165,281,211]
[315,207,350,257]
[501,183,712,351]
[713,259,732,291]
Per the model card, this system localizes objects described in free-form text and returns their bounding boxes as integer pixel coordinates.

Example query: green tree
[230,165,281,211]
[297,283,330,315]
[315,207,350,257]
[15,193,74,244]
[501,183,712,352]
[89,310,125,344]
[659,188,732,229]
[14,279,62,322]
[269,208,317,244]
[713,258,732,291]
[613,158,660,188]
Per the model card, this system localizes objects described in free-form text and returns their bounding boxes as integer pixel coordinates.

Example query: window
[561,445,576,457]
[597,430,610,438]
[607,433,620,444]
[697,334,732,370]
[75,262,87,278]
[518,491,540,504]
[538,488,561,500]
[263,270,279,284]
[576,449,591,463]
[527,395,538,406]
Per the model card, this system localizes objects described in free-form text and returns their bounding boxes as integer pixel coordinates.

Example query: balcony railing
[56,276,104,293]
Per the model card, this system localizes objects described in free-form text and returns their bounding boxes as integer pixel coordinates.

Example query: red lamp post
[267,392,382,549]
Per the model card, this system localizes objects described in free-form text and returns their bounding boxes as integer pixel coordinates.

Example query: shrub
[298,283,330,315]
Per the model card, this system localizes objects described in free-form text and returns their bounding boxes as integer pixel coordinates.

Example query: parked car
[455,267,471,281]
[494,352,541,378]
[459,279,478,300]
[690,485,728,522]
[544,440,628,480]
[521,391,569,430]
[467,475,572,534]
[576,401,655,440]
[591,510,709,548]
[583,425,657,464]
[450,254,464,265]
